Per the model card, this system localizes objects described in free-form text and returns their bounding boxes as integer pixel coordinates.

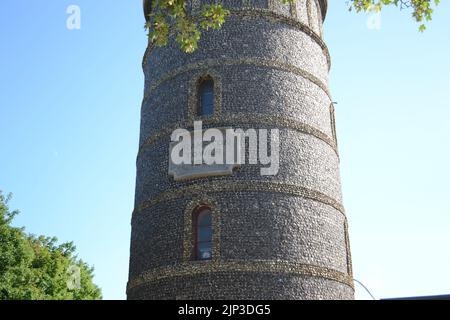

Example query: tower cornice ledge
[143,0,327,21]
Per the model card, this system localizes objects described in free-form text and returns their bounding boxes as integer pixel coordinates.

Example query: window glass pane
[197,242,212,260]
[193,206,213,261]
[199,80,214,116]
[198,226,212,242]
[197,210,211,226]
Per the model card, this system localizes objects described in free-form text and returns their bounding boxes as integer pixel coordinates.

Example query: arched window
[193,206,212,260]
[198,78,214,117]
[330,103,337,143]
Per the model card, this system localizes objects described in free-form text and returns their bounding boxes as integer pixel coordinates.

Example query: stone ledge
[137,114,338,160]
[132,180,346,219]
[142,57,331,105]
[143,0,328,22]
[127,259,353,293]
[142,8,331,71]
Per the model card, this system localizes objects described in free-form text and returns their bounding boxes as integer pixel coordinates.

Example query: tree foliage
[145,0,229,53]
[349,0,440,32]
[0,191,102,300]
[144,0,440,53]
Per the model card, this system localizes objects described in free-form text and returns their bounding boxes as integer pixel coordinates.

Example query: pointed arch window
[330,103,337,143]
[198,77,214,117]
[193,206,212,260]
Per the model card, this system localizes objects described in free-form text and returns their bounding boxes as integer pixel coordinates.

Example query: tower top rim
[143,0,328,22]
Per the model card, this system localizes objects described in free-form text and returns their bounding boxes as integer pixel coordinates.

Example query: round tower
[127,0,354,299]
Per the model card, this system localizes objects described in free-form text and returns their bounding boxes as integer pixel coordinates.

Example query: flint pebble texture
[128,0,354,300]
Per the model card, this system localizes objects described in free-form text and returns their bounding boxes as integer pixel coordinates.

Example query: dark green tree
[0,191,102,300]
[144,0,440,53]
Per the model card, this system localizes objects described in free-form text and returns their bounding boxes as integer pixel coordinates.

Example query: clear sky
[1,1,449,300]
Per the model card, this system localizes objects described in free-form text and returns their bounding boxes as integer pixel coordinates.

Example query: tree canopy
[0,191,102,300]
[144,0,440,53]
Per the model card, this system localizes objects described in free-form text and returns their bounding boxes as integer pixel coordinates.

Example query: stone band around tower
[143,0,328,21]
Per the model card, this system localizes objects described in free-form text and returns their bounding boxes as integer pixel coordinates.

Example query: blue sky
[1,1,449,300]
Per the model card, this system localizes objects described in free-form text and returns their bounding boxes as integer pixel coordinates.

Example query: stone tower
[127,0,354,299]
